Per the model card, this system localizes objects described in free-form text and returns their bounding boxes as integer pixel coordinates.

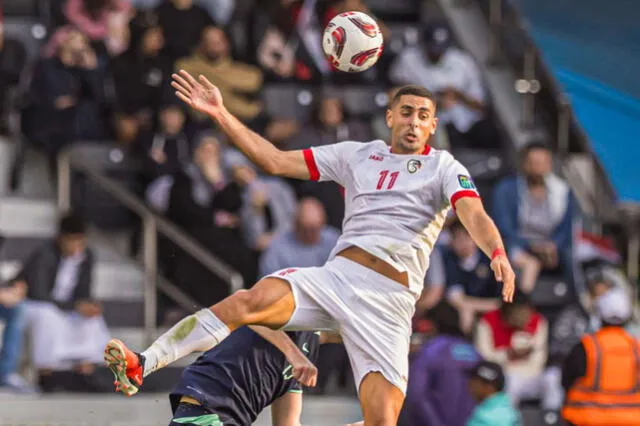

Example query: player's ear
[430,117,439,135]
[385,109,392,128]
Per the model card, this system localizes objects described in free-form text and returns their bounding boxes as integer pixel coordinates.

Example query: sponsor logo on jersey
[368,154,384,161]
[278,268,297,277]
[407,159,422,173]
[457,174,476,189]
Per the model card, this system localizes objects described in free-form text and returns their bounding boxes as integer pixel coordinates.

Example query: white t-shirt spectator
[390,47,486,133]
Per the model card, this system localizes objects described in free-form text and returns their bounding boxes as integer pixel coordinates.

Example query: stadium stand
[0,0,637,425]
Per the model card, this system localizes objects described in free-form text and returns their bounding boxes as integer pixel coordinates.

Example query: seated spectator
[249,0,331,83]
[24,27,108,162]
[0,25,27,134]
[389,21,499,150]
[12,214,109,392]
[281,94,372,151]
[134,102,190,186]
[404,301,481,426]
[250,0,387,84]
[475,292,552,409]
[444,220,501,333]
[156,0,214,62]
[176,26,265,128]
[223,150,297,252]
[0,280,33,392]
[492,142,576,294]
[64,0,133,56]
[259,197,341,394]
[467,361,521,426]
[544,302,590,422]
[165,135,256,304]
[110,10,172,144]
[259,197,339,276]
[415,248,446,314]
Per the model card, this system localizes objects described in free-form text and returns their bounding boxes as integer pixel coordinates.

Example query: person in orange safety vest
[561,287,640,426]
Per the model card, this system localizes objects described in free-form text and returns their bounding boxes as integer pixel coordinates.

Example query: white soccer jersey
[303,139,480,295]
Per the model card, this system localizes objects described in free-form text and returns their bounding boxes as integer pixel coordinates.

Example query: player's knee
[365,416,397,426]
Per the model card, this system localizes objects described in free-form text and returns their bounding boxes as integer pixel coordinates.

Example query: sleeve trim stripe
[303,148,320,181]
[451,190,480,210]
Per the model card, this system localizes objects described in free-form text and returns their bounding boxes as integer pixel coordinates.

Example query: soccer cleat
[104,338,144,396]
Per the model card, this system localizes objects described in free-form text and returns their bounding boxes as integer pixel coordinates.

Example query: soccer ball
[322,11,384,73]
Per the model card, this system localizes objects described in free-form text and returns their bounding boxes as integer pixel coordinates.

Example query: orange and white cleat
[103,338,144,396]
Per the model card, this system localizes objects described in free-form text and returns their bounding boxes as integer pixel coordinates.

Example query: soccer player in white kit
[104,70,516,426]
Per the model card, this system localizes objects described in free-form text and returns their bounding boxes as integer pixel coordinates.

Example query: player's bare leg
[359,372,405,426]
[104,277,295,394]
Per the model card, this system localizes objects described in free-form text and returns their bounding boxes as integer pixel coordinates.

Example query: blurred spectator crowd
[0,1,636,425]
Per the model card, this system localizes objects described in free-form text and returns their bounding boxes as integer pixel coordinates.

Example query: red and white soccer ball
[322,11,384,73]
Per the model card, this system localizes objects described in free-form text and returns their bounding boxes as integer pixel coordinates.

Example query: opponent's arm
[271,391,303,426]
[248,326,318,387]
[454,197,515,302]
[171,70,309,179]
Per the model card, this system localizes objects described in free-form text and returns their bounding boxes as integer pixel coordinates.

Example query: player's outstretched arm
[248,325,318,387]
[171,70,310,180]
[454,197,516,303]
[271,392,303,426]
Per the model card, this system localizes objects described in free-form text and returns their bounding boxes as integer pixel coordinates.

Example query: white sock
[141,308,230,377]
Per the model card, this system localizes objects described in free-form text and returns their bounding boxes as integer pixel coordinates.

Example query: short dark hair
[520,140,552,162]
[500,289,531,314]
[448,218,467,235]
[426,300,464,337]
[390,85,436,108]
[59,213,86,235]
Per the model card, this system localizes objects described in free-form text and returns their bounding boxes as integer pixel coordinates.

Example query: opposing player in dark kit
[105,325,319,425]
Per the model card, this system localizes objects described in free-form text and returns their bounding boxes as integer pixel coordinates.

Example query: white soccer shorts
[267,256,416,394]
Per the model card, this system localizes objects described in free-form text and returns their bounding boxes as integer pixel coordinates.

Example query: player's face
[386,95,438,155]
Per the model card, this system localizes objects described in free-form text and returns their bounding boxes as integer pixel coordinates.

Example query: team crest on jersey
[407,159,422,173]
[458,174,476,189]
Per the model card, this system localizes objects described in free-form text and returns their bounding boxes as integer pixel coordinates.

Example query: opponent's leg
[359,372,405,426]
[105,277,295,394]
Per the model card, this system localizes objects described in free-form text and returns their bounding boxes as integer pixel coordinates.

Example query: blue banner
[510,0,640,204]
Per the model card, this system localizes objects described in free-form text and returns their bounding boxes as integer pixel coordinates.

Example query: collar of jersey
[389,145,432,156]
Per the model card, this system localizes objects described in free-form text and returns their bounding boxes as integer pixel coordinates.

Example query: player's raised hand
[291,354,318,387]
[171,70,223,117]
[490,253,516,303]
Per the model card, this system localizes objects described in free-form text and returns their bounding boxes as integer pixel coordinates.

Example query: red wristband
[491,248,506,260]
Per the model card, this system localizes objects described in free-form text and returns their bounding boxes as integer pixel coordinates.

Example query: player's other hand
[291,354,318,387]
[490,254,516,303]
[171,70,223,118]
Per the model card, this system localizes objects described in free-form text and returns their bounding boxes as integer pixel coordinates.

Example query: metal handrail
[56,148,244,345]
[479,0,639,298]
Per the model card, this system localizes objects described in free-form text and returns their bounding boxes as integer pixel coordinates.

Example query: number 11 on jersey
[376,170,400,190]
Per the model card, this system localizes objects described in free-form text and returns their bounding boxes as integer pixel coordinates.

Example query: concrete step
[0,259,144,299]
[0,197,57,237]
[93,261,144,300]
[0,394,364,425]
